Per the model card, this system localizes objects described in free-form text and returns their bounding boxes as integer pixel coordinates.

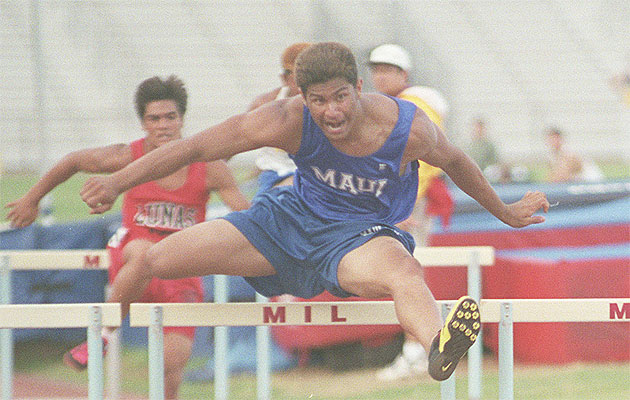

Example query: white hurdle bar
[212,246,494,400]
[130,298,629,400]
[0,250,121,400]
[0,303,121,400]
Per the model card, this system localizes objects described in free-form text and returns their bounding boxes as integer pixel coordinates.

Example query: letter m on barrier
[263,306,286,324]
[609,302,630,320]
[83,255,101,269]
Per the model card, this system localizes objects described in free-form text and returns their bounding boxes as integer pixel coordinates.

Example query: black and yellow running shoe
[428,295,481,381]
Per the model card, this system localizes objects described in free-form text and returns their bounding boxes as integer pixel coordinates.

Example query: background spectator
[468,118,498,171]
[609,68,630,107]
[467,117,509,183]
[545,127,604,183]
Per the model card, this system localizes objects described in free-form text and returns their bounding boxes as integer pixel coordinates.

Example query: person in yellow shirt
[368,43,453,381]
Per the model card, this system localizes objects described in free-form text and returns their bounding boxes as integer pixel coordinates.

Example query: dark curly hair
[134,75,187,119]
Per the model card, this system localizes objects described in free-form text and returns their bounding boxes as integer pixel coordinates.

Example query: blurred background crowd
[2,1,628,184]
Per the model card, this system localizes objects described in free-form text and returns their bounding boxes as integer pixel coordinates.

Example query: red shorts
[107,228,203,339]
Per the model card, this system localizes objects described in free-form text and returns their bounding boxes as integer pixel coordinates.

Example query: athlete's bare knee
[388,261,426,297]
[144,242,170,279]
[121,239,154,278]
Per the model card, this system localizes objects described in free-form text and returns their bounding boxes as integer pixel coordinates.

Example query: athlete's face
[369,63,408,96]
[141,100,184,150]
[302,77,362,142]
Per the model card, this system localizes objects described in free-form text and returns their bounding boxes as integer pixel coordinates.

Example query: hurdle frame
[131,298,629,400]
[0,249,120,400]
[200,246,494,400]
[215,246,494,400]
[0,303,120,400]
[1,246,494,399]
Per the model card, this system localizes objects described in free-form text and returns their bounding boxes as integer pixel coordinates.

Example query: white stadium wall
[1,0,628,172]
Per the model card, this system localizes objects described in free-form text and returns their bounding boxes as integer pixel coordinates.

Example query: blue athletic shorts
[222,186,415,299]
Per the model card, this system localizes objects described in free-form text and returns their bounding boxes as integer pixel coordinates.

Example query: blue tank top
[291,96,419,224]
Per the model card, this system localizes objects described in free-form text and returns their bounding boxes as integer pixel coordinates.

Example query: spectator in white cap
[369,44,448,126]
[368,43,413,72]
[369,43,454,381]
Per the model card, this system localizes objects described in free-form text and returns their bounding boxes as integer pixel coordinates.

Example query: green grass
[598,162,630,180]
[13,340,630,399]
[3,160,628,225]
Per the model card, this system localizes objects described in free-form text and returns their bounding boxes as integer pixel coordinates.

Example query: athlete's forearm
[442,150,510,223]
[219,187,251,211]
[23,153,83,203]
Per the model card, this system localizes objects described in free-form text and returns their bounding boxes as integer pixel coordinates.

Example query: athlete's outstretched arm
[81,98,303,214]
[406,110,549,228]
[6,144,131,228]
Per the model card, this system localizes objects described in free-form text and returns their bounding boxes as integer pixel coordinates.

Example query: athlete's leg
[63,238,158,370]
[336,235,442,352]
[107,239,155,321]
[146,218,276,280]
[163,332,193,399]
[337,235,479,381]
[377,200,434,380]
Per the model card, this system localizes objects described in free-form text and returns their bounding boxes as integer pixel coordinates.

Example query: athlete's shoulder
[245,95,304,154]
[363,92,399,114]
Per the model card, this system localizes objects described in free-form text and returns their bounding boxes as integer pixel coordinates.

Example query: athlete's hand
[80,176,119,214]
[5,196,39,228]
[502,191,550,228]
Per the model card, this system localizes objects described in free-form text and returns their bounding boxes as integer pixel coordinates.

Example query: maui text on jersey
[311,166,388,197]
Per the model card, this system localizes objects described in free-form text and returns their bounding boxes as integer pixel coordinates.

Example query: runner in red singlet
[6,75,250,399]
